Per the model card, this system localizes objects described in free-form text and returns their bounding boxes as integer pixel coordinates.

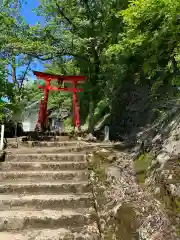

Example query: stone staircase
[0,141,99,239]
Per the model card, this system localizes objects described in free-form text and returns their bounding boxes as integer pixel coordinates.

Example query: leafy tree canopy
[1,0,180,131]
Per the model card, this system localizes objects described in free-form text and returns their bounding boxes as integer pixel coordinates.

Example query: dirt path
[88,149,179,240]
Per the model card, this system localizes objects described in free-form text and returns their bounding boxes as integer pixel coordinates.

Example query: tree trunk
[88,99,95,134]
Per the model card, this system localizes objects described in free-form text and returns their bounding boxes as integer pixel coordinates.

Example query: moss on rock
[134,153,153,183]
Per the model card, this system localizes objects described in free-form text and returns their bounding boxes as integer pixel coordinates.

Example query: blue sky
[19,1,45,80]
[21,0,44,26]
[21,0,45,75]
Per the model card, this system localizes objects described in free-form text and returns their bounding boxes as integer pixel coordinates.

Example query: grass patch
[134,153,153,183]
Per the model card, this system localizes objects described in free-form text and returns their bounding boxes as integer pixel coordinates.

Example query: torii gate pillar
[72,81,80,128]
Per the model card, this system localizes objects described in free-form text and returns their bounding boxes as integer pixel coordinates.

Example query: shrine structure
[33,71,86,131]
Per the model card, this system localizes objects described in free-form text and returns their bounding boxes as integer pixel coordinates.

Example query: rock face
[156,151,170,165]
[133,105,180,237]
[85,133,97,142]
[0,140,99,239]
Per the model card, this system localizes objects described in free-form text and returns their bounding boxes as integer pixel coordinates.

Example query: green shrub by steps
[64,117,73,132]
[134,153,154,184]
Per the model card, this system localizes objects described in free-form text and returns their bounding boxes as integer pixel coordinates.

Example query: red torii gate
[33,71,86,131]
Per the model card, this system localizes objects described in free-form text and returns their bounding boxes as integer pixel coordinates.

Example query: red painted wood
[72,81,80,128]
[33,71,86,82]
[37,85,83,92]
[34,70,86,130]
[43,80,50,129]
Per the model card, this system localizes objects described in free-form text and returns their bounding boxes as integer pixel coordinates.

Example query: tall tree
[0,0,33,119]
[107,0,180,93]
[28,0,128,132]
[102,0,180,136]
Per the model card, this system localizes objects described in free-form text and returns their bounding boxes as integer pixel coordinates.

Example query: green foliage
[0,1,33,121]
[27,0,129,131]
[134,153,153,183]
[0,101,6,122]
[108,0,180,88]
[64,117,73,132]
[1,0,180,131]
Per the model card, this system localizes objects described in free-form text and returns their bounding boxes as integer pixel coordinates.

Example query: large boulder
[85,133,97,142]
[156,151,170,166]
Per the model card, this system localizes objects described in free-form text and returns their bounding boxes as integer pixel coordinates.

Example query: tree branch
[82,0,94,25]
[11,56,19,89]
[19,59,32,90]
[55,2,76,30]
[27,52,89,63]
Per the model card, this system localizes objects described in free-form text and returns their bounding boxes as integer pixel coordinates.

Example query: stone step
[1,143,97,238]
[0,194,92,210]
[0,170,88,182]
[0,210,94,231]
[0,228,99,239]
[22,141,87,148]
[0,182,90,194]
[7,146,89,154]
[7,135,70,143]
[0,162,87,171]
[7,153,86,162]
